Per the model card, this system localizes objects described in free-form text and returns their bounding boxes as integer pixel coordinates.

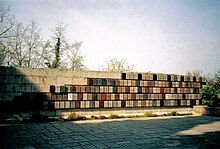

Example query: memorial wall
[0,66,206,111]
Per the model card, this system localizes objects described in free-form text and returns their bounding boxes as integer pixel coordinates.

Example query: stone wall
[0,66,121,102]
[0,66,206,113]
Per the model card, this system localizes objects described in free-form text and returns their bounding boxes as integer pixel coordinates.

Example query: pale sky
[1,0,220,75]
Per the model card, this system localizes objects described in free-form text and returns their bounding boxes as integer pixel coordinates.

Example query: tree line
[0,6,86,70]
[0,6,136,72]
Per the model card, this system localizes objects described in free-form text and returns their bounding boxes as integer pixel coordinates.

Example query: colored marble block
[50,85,55,93]
[43,71,206,110]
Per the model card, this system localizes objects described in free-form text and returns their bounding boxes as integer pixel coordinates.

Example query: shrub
[67,112,79,121]
[144,111,157,117]
[98,115,107,119]
[167,111,178,116]
[88,115,98,120]
[108,114,120,119]
[201,85,219,107]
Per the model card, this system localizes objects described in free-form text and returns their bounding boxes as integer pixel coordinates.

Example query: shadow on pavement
[0,115,220,149]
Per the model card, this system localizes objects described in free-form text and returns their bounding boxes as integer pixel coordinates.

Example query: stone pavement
[1,115,220,149]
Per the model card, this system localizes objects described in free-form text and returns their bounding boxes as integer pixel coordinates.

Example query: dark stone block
[102,79,107,86]
[122,73,126,80]
[181,76,184,82]
[153,74,157,81]
[167,75,171,82]
[138,74,142,80]
[50,85,55,93]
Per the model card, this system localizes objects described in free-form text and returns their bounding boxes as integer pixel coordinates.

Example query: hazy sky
[1,0,220,74]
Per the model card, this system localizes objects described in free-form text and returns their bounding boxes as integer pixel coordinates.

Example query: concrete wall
[0,66,121,101]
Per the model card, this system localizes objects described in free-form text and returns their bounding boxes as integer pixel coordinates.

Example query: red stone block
[70,86,76,92]
[106,94,111,100]
[75,101,80,108]
[99,101,104,108]
[141,101,145,107]
[125,87,130,93]
[101,94,106,100]
[115,94,119,100]
[132,94,136,100]
[174,88,177,93]
[63,94,68,100]
[78,93,83,100]
[88,78,93,85]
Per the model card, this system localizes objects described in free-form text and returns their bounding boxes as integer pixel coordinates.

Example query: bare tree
[214,69,220,86]
[2,20,43,67]
[0,6,15,65]
[66,41,87,70]
[102,58,134,72]
[4,22,27,66]
[44,22,68,68]
[0,6,14,38]
[44,22,87,70]
[186,70,204,77]
[214,69,220,88]
[25,20,43,67]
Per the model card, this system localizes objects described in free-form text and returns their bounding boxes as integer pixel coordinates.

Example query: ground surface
[1,115,220,149]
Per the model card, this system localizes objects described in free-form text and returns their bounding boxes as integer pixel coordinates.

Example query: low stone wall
[193,105,220,116]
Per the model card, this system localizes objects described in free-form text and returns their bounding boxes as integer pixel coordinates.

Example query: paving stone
[79,141,90,146]
[1,116,220,149]
[92,143,109,149]
[81,145,97,149]
[72,147,83,149]
[47,139,62,145]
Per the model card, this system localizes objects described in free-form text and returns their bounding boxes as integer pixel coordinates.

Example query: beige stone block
[36,85,50,92]
[40,76,57,85]
[23,84,32,92]
[72,78,87,85]
[3,75,23,84]
[3,92,22,101]
[0,76,3,83]
[31,84,38,92]
[3,76,13,83]
[13,84,25,92]
[0,93,3,101]
[0,66,8,75]
[17,67,45,76]
[0,84,4,92]
[14,75,23,84]
[23,76,41,84]
[4,84,13,92]
[1,66,21,75]
[57,77,72,85]
[53,69,72,77]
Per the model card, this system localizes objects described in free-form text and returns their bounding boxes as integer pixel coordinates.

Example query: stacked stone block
[43,73,205,110]
[0,66,120,102]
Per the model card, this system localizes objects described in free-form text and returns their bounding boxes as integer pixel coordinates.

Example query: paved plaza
[1,115,220,149]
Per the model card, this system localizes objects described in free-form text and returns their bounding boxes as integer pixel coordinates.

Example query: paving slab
[1,115,220,149]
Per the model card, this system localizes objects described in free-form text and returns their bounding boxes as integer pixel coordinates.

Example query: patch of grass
[67,112,79,120]
[144,111,157,117]
[108,114,120,119]
[91,115,97,119]
[87,115,98,120]
[67,112,86,121]
[167,111,178,116]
